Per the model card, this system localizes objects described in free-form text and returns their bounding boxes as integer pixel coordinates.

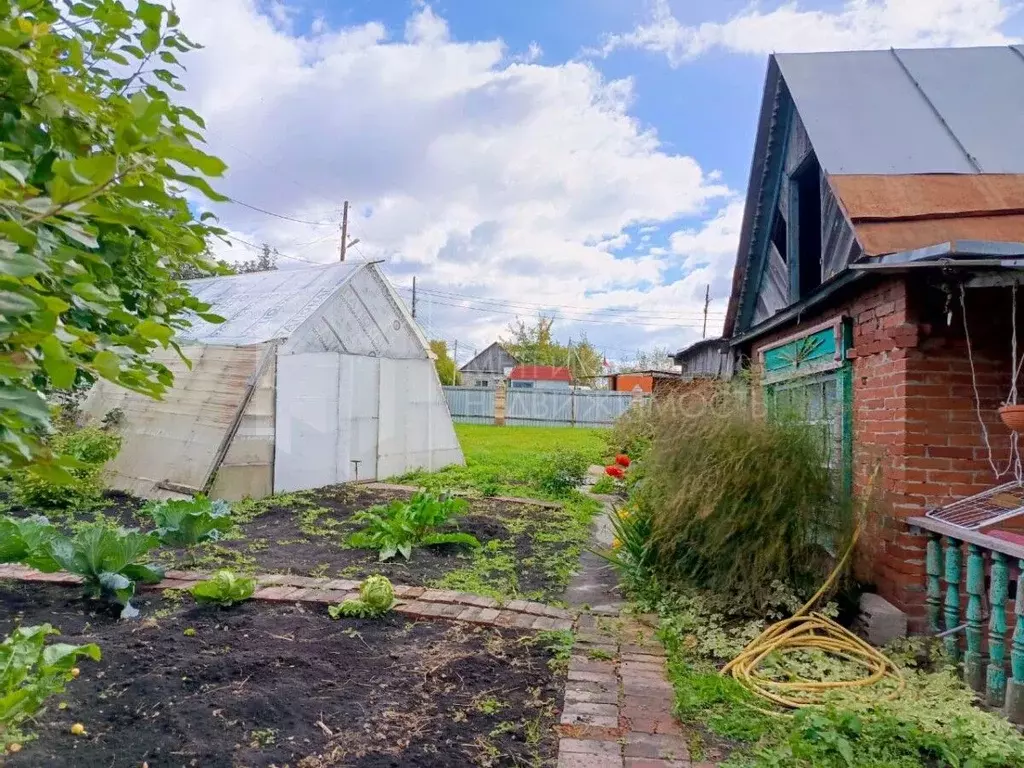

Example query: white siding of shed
[377,357,463,478]
[273,353,381,492]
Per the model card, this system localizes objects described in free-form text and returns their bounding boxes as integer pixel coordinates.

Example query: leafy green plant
[0,624,100,750]
[607,399,655,462]
[0,1,228,476]
[597,503,656,590]
[47,523,164,618]
[12,427,121,510]
[328,575,396,618]
[189,569,255,607]
[536,451,588,497]
[347,491,479,561]
[0,515,59,570]
[589,474,618,495]
[531,629,574,673]
[145,495,233,558]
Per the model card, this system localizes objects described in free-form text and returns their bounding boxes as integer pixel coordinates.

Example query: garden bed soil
[0,581,563,768]
[6,485,584,602]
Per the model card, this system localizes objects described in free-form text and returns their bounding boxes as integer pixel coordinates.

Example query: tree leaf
[0,290,40,315]
[140,27,160,53]
[92,350,120,380]
[39,335,77,389]
[136,319,173,344]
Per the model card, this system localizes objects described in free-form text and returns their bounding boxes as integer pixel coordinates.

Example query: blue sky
[174,0,1024,365]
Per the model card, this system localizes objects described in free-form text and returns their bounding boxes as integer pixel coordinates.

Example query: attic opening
[792,154,822,297]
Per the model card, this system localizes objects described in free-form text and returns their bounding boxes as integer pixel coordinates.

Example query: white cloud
[601,0,1019,66]
[170,0,734,358]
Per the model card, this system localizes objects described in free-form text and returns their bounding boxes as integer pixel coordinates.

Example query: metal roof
[179,262,368,346]
[776,46,1024,175]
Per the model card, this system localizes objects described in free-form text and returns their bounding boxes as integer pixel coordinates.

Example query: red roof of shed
[508,365,572,382]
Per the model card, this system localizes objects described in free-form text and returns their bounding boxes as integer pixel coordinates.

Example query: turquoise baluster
[1008,559,1024,724]
[926,535,943,634]
[987,551,1008,706]
[944,537,962,662]
[964,544,986,691]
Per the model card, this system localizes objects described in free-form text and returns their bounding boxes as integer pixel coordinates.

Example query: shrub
[607,400,655,461]
[347,491,479,561]
[0,624,100,750]
[190,570,255,607]
[590,475,617,495]
[46,523,164,618]
[643,392,853,612]
[329,575,395,618]
[12,427,121,510]
[536,451,588,497]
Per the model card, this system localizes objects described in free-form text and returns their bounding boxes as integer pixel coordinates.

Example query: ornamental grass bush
[641,389,854,613]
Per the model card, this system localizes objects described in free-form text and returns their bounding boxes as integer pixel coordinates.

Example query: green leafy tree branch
[0,0,228,475]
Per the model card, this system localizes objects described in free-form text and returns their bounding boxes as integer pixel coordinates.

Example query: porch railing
[907,516,1024,723]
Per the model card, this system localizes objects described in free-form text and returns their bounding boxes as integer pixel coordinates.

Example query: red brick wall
[748,276,1018,625]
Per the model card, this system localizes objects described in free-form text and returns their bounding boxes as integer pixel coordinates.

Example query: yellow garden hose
[721,467,904,710]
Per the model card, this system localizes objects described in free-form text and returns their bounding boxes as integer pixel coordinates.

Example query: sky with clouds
[173,0,1024,366]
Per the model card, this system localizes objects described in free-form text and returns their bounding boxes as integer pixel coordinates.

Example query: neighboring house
[459,342,519,388]
[508,365,572,390]
[672,339,735,381]
[721,46,1024,636]
[82,262,464,499]
[608,370,685,395]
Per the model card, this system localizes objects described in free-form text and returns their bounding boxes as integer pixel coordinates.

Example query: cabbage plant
[328,575,395,619]
[47,523,164,619]
[0,516,59,571]
[145,496,233,559]
[190,570,255,607]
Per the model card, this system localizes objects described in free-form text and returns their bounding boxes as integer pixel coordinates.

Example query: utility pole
[702,284,711,339]
[453,339,458,367]
[411,276,417,319]
[339,200,349,262]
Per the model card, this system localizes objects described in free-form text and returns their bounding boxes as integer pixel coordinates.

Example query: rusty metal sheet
[830,174,1024,221]
[82,345,265,498]
[854,215,1024,257]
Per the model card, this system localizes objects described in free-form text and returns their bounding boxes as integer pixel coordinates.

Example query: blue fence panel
[443,386,495,424]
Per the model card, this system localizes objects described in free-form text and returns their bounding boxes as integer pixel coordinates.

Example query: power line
[220,234,321,265]
[394,291,714,329]
[394,283,725,321]
[225,197,337,227]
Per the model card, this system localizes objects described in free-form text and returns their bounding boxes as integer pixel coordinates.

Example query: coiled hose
[721,468,904,710]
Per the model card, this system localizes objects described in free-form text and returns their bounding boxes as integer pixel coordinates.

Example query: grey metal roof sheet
[179,261,367,345]
[775,46,1024,175]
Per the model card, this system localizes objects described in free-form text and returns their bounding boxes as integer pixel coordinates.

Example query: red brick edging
[0,564,574,631]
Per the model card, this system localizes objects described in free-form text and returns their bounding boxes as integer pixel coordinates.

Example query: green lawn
[397,423,609,499]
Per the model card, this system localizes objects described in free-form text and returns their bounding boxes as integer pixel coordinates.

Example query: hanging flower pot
[998,404,1024,431]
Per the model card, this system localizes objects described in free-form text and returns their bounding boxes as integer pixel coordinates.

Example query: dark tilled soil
[0,582,563,768]
[7,485,572,599]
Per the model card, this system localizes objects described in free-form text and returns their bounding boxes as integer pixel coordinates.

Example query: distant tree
[612,346,677,373]
[500,315,602,381]
[430,340,459,385]
[236,243,278,274]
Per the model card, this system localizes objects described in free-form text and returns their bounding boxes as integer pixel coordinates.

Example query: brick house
[721,46,1024,627]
